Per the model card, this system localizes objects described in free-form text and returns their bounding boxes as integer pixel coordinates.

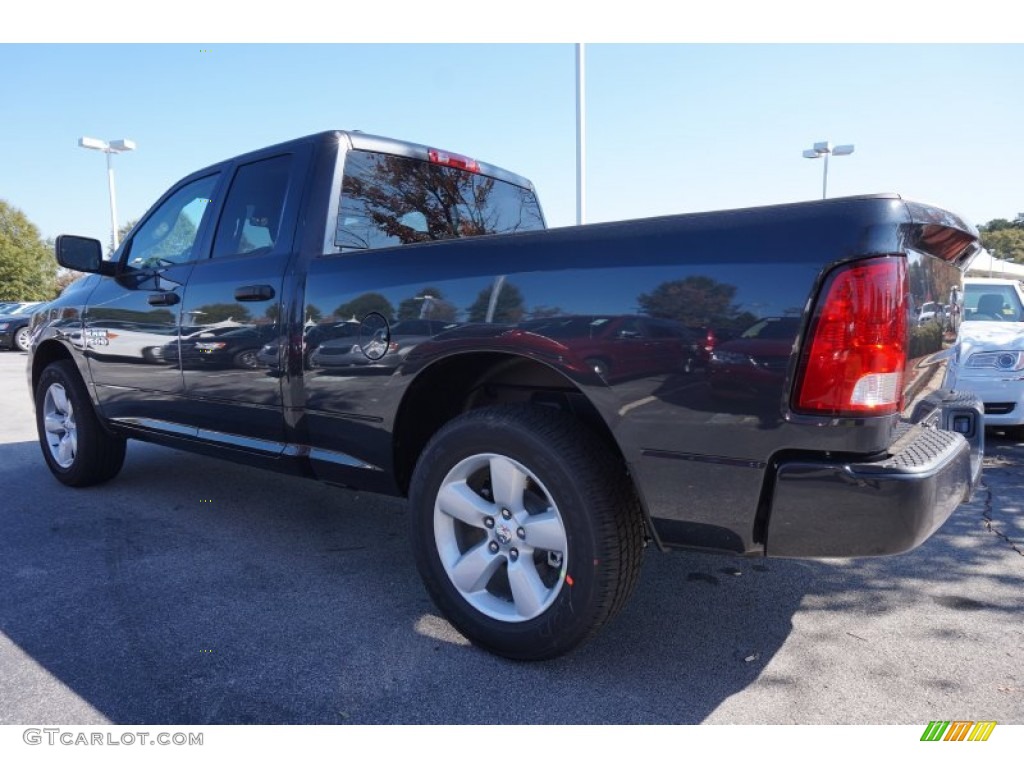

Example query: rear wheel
[35,360,126,487]
[409,405,645,660]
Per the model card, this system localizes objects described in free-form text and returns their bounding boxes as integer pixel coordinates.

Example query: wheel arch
[392,350,645,517]
[31,340,78,394]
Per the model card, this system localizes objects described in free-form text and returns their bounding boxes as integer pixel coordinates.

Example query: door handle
[235,284,275,301]
[148,292,180,306]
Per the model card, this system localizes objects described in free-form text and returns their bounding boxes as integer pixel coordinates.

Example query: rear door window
[213,155,294,259]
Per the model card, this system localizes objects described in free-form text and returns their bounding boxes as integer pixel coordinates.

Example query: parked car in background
[949,276,1024,437]
[310,319,457,371]
[0,301,42,315]
[917,301,945,325]
[517,314,699,380]
[687,325,736,368]
[0,302,46,352]
[169,325,278,369]
[707,316,801,400]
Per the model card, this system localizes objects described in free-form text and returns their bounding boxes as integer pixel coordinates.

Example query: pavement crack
[978,483,1024,557]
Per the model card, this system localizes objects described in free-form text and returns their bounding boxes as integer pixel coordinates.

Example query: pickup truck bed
[35,130,983,659]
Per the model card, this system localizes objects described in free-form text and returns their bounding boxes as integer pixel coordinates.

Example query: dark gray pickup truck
[34,130,984,659]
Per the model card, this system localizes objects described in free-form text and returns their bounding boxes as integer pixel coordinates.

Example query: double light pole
[78,136,136,250]
[802,141,854,199]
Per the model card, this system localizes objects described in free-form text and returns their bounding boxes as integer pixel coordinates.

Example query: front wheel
[35,360,126,487]
[233,349,260,369]
[409,405,645,660]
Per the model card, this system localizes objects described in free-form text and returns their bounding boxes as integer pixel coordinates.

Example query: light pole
[575,43,586,226]
[78,136,136,250]
[802,140,854,199]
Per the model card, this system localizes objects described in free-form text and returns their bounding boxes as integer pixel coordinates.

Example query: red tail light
[428,149,480,173]
[794,256,908,417]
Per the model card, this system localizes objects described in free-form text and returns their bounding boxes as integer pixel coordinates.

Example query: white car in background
[917,301,944,325]
[950,277,1024,437]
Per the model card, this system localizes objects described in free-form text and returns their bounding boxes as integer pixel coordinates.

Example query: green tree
[334,292,395,322]
[979,214,1024,262]
[0,200,59,301]
[980,218,1016,232]
[980,228,1024,264]
[468,281,524,323]
[526,305,564,319]
[637,275,739,327]
[107,218,139,256]
[397,287,456,321]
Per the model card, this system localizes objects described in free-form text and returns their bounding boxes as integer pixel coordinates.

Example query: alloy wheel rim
[43,383,77,469]
[433,453,569,622]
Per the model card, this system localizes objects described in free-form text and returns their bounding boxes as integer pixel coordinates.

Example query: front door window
[125,175,219,268]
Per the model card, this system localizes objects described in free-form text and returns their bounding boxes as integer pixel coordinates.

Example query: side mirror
[55,235,116,276]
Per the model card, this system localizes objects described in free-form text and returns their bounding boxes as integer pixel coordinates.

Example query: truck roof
[964,276,1022,284]
[184,129,537,192]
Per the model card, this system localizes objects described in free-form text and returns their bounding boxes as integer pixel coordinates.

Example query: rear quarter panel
[297,195,976,553]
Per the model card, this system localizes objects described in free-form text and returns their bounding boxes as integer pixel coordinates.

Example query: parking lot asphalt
[0,350,1021,725]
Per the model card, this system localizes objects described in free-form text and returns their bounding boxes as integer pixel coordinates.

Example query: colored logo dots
[921,720,997,741]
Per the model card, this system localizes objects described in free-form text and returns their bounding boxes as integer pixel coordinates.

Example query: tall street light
[78,136,136,250]
[802,140,854,199]
[575,43,586,225]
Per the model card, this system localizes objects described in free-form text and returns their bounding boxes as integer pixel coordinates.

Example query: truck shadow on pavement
[0,435,1021,725]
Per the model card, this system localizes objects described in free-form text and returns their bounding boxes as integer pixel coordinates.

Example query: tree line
[979,213,1024,264]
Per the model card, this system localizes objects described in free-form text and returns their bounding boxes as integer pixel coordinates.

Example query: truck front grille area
[984,402,1016,415]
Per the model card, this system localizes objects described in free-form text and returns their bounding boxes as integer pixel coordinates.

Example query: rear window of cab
[335,150,544,251]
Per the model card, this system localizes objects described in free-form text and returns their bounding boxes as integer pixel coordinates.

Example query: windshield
[964,283,1024,322]
[336,149,544,250]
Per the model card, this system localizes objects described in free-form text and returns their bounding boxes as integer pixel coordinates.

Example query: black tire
[14,325,32,352]
[35,360,126,487]
[409,404,645,660]
[233,349,260,369]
